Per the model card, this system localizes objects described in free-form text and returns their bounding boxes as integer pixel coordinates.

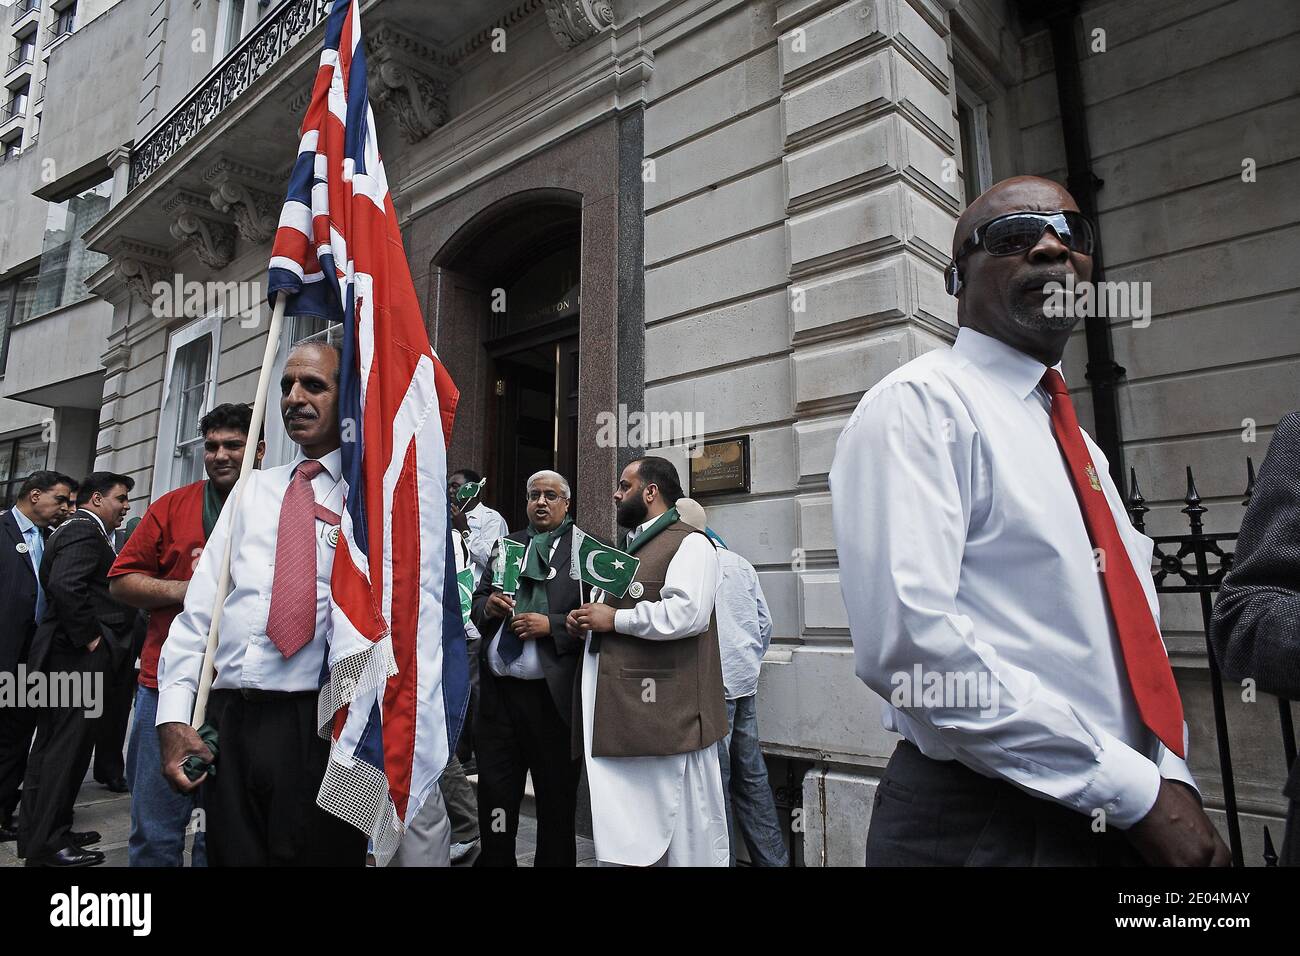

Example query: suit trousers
[0,701,37,823]
[92,651,135,783]
[474,668,579,867]
[17,644,107,860]
[866,739,1147,866]
[202,689,367,867]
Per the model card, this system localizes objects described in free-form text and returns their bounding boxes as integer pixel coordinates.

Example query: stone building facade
[2,0,1295,863]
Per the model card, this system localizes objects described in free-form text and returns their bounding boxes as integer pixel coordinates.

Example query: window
[215,0,251,63]
[31,178,111,317]
[52,1,75,37]
[3,83,29,122]
[0,270,37,372]
[0,432,49,509]
[262,315,342,466]
[151,315,221,497]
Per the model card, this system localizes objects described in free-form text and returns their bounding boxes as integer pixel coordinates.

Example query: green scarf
[624,507,680,555]
[202,480,225,540]
[513,516,574,617]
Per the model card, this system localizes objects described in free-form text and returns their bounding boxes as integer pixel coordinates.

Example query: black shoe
[70,830,101,847]
[26,846,105,867]
[102,778,128,793]
[0,820,16,842]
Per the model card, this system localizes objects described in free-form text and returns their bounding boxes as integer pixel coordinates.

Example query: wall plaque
[689,436,750,496]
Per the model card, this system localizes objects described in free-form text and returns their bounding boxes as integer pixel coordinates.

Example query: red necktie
[265,459,325,659]
[1040,369,1185,758]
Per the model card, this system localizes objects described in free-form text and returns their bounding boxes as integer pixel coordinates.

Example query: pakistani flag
[455,478,486,504]
[569,526,640,599]
[491,537,529,595]
[456,566,474,626]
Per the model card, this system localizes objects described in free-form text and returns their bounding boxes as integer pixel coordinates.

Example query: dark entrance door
[487,330,580,531]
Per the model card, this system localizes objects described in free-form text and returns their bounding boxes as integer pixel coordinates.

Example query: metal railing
[11,0,39,24]
[5,48,34,74]
[1127,460,1298,866]
[0,100,26,123]
[129,0,332,190]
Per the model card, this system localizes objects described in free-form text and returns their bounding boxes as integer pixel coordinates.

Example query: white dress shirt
[461,504,509,588]
[156,449,345,726]
[829,326,1195,829]
[582,517,728,866]
[486,534,559,680]
[714,548,773,700]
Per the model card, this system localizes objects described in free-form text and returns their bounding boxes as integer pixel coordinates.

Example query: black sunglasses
[954,210,1095,262]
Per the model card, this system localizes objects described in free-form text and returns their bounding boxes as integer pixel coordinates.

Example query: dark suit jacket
[1210,412,1300,800]
[29,511,136,673]
[470,525,583,722]
[0,508,43,676]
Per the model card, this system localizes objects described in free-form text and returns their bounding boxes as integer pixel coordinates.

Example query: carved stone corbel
[98,237,171,306]
[364,21,454,143]
[544,0,614,49]
[165,189,236,270]
[203,155,281,243]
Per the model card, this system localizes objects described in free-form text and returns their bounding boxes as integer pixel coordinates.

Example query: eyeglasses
[527,490,567,502]
[953,210,1095,263]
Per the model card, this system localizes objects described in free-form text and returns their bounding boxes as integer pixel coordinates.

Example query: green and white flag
[491,537,529,595]
[453,535,474,627]
[569,526,640,599]
[455,477,486,504]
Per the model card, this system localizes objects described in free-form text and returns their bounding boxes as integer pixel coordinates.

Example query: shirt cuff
[613,608,634,635]
[155,688,197,727]
[1080,731,1163,829]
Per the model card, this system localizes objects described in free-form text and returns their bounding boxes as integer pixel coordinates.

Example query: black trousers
[866,740,1146,866]
[92,651,135,783]
[17,645,106,860]
[202,689,367,867]
[0,698,38,823]
[474,669,578,867]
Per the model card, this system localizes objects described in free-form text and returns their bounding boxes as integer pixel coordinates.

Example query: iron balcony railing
[128,0,332,191]
[1127,460,1297,867]
[0,100,27,123]
[6,48,35,74]
[11,0,39,24]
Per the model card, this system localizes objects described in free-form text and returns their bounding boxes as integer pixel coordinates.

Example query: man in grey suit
[0,471,77,842]
[18,472,136,867]
[1210,412,1300,866]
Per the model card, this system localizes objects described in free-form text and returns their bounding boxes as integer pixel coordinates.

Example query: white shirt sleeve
[613,532,719,640]
[830,381,1162,829]
[753,568,773,654]
[466,508,507,570]
[155,475,241,727]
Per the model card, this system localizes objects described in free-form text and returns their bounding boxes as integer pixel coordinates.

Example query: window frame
[150,313,223,499]
[0,430,50,510]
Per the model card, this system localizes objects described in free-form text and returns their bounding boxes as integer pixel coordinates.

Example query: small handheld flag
[455,478,486,505]
[569,526,640,598]
[499,539,528,595]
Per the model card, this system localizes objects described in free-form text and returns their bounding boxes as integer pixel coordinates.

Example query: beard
[616,493,648,530]
[1007,270,1078,333]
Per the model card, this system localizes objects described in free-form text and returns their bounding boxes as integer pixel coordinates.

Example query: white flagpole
[191,293,287,728]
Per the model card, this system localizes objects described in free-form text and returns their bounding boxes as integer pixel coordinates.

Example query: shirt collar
[952,326,1064,400]
[293,447,342,480]
[12,506,36,535]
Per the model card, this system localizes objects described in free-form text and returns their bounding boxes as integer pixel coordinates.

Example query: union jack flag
[266,0,468,864]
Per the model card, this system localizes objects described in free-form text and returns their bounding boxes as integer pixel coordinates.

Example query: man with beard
[471,470,583,866]
[566,456,729,866]
[830,177,1230,866]
[155,342,366,866]
[109,402,264,866]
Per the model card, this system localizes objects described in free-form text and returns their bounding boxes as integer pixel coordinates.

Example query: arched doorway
[430,194,582,531]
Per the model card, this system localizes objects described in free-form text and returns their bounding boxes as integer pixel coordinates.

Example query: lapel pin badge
[628,581,644,599]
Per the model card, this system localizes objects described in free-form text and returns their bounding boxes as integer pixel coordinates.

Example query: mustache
[1015,269,1072,292]
[283,409,318,423]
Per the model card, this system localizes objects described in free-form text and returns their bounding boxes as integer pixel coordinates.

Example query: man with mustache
[830,176,1230,866]
[154,342,366,866]
[470,470,583,865]
[566,456,729,866]
[108,402,263,866]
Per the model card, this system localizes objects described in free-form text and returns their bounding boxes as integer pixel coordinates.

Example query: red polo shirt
[108,480,209,689]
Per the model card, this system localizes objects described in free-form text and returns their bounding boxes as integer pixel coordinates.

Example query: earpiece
[945,261,962,297]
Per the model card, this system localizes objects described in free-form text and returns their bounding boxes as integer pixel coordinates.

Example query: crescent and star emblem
[585,551,616,583]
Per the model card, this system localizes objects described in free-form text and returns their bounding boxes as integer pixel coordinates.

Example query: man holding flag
[157,0,465,867]
[566,456,730,866]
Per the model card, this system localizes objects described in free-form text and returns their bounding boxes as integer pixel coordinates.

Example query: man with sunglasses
[831,176,1230,866]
